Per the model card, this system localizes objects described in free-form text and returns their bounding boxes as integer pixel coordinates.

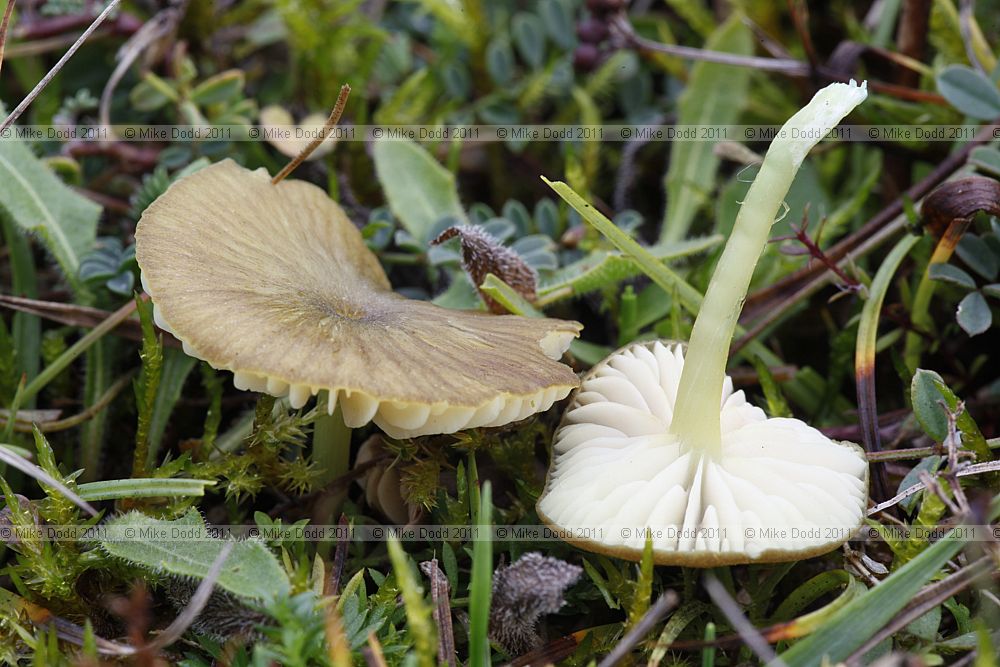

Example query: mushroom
[355,435,412,524]
[258,106,338,160]
[538,81,871,565]
[135,160,582,438]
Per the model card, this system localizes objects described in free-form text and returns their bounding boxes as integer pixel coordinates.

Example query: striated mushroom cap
[135,160,581,438]
[537,341,868,566]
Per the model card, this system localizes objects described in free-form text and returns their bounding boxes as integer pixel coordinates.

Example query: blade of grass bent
[854,233,920,502]
[777,497,1000,665]
[0,444,97,516]
[543,178,781,367]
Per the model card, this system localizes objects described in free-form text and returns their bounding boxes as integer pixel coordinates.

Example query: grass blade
[76,478,214,501]
[661,14,752,243]
[778,498,1000,665]
[0,440,97,516]
[854,233,920,501]
[386,536,437,667]
[543,177,782,367]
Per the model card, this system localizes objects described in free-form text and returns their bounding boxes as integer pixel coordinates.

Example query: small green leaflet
[99,509,290,600]
[0,126,100,293]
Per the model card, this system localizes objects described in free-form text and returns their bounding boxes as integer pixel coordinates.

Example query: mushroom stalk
[669,81,868,455]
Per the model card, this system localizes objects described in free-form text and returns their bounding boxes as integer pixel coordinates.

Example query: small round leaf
[956,290,992,336]
[936,65,1000,120]
[928,262,976,289]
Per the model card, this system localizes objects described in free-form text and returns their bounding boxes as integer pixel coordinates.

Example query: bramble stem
[669,81,868,454]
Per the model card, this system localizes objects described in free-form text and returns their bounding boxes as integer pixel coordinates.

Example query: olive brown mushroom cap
[135,160,582,438]
[537,341,868,566]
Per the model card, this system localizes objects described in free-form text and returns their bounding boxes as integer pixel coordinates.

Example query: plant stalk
[669,81,868,453]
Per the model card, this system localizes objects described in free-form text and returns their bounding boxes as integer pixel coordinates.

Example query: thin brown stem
[362,633,389,667]
[895,0,931,88]
[788,0,818,68]
[867,460,1000,516]
[0,0,15,79]
[612,15,809,74]
[0,0,121,133]
[1,369,135,433]
[271,84,351,185]
[613,14,947,104]
[774,208,863,294]
[702,577,781,665]
[597,592,679,667]
[735,126,994,354]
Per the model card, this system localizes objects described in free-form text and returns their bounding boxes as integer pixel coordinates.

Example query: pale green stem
[670,81,869,455]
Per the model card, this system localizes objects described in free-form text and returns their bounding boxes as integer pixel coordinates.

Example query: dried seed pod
[488,552,582,655]
[162,577,269,639]
[431,225,537,314]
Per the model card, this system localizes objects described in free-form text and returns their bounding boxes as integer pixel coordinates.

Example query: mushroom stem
[669,81,868,455]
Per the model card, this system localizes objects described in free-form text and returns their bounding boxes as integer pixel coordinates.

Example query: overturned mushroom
[538,81,871,565]
[135,160,581,438]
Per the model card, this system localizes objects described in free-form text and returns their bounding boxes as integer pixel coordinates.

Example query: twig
[362,632,389,667]
[326,513,350,596]
[894,0,930,88]
[0,0,121,134]
[703,576,783,666]
[0,369,135,432]
[735,127,994,354]
[919,471,962,516]
[597,591,678,667]
[421,559,457,667]
[788,0,818,68]
[610,15,809,74]
[0,0,15,78]
[613,13,947,104]
[0,294,178,348]
[86,543,234,656]
[271,84,351,185]
[10,7,139,40]
[867,460,1000,515]
[99,6,181,140]
[772,207,863,294]
[865,444,944,462]
[0,437,98,516]
[139,542,233,654]
[941,401,973,514]
[741,17,794,60]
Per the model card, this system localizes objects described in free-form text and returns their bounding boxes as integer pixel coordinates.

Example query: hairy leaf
[99,509,289,600]
[0,129,100,292]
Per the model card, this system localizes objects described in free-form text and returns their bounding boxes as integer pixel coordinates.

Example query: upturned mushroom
[538,81,871,565]
[135,160,581,439]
